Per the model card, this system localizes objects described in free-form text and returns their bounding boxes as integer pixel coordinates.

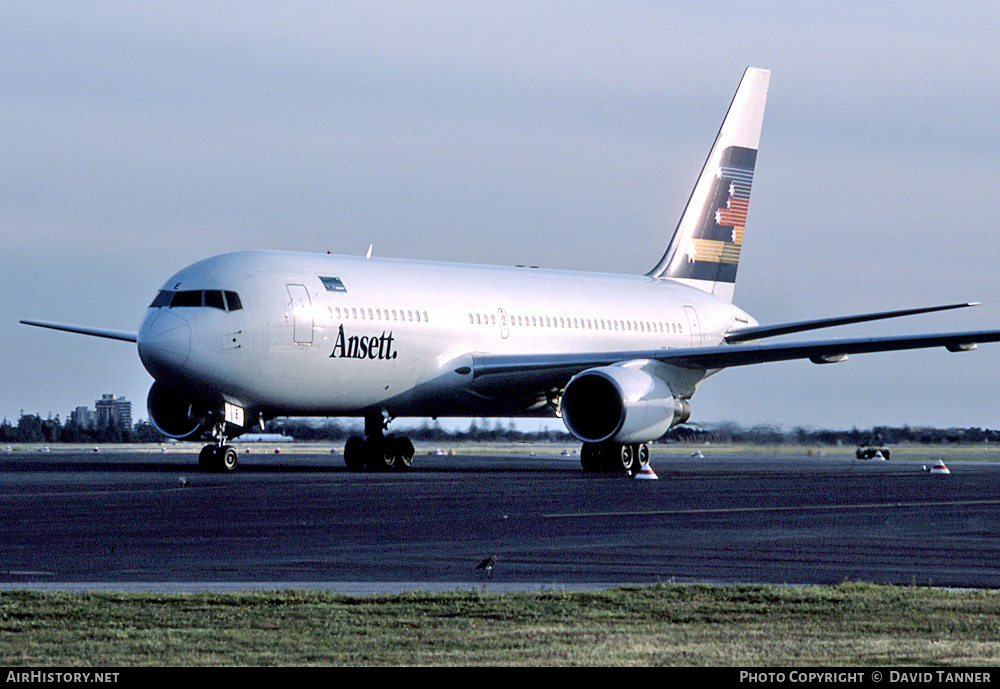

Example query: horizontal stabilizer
[725,303,980,343]
[20,320,138,343]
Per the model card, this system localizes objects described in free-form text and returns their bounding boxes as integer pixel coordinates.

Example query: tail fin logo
[679,146,756,273]
[646,67,769,303]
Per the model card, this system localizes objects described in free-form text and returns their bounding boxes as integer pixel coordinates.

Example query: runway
[2,446,999,591]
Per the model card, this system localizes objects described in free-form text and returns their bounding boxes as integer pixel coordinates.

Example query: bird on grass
[474,555,497,579]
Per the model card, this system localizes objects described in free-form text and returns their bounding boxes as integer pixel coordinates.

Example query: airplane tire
[580,444,601,472]
[198,445,238,473]
[582,443,642,473]
[344,436,367,470]
[198,445,216,472]
[635,444,649,468]
[617,444,635,473]
[365,437,395,471]
[219,446,238,472]
[391,437,415,469]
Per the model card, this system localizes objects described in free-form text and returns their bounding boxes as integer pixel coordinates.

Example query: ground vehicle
[856,445,891,460]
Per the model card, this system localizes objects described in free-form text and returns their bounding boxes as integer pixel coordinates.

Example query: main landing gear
[343,413,415,471]
[580,442,650,474]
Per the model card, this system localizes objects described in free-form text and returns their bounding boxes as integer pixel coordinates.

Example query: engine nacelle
[146,382,207,440]
[560,364,690,444]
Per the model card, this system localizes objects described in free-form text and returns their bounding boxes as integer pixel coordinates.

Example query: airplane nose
[138,310,191,378]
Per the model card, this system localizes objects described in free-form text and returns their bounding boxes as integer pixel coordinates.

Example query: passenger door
[286,284,313,345]
[683,305,702,347]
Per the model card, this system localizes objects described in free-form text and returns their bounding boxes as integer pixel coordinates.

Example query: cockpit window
[150,290,173,308]
[171,290,203,307]
[149,289,243,312]
[204,290,225,310]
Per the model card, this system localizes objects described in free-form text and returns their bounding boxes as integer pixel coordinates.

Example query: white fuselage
[137,251,755,422]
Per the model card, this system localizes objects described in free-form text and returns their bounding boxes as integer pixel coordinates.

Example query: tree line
[0,414,162,444]
[4,412,999,446]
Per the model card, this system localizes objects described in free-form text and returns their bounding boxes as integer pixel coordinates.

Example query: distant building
[70,406,95,429]
[93,394,133,431]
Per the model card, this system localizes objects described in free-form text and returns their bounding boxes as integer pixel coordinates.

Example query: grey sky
[3,2,999,430]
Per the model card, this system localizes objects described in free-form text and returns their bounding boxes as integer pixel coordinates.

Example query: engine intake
[560,364,689,444]
[146,382,207,440]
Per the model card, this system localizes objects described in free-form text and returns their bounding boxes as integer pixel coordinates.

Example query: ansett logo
[330,324,398,360]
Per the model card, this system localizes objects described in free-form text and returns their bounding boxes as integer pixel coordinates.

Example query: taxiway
[2,446,998,591]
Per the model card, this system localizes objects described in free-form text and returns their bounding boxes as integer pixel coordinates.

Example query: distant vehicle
[856,445,891,460]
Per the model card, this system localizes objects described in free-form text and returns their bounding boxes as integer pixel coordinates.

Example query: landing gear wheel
[580,443,602,472]
[219,445,238,472]
[344,414,416,472]
[635,444,650,469]
[365,435,396,471]
[344,436,367,471]
[579,442,649,474]
[198,445,216,471]
[618,444,635,473]
[198,445,238,473]
[390,436,415,470]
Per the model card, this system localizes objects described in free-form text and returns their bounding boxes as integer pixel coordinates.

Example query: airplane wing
[723,303,979,343]
[471,329,1000,390]
[19,320,138,343]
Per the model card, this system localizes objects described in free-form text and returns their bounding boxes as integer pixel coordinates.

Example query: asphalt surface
[2,446,999,591]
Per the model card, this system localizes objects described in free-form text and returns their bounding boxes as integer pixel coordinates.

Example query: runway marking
[543,498,1000,520]
[0,486,229,500]
[3,571,55,577]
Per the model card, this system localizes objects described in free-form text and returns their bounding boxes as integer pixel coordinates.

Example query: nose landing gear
[198,412,241,473]
[199,443,239,473]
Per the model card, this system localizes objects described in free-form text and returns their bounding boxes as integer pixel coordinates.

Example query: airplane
[21,67,1000,474]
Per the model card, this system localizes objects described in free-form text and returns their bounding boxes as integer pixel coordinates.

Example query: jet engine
[560,364,690,444]
[146,382,207,440]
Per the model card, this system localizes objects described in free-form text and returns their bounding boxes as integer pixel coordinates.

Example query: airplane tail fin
[646,67,770,303]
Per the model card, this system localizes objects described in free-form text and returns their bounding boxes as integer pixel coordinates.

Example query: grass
[4,583,1000,666]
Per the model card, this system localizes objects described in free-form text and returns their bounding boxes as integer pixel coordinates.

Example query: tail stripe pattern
[646,67,769,304]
